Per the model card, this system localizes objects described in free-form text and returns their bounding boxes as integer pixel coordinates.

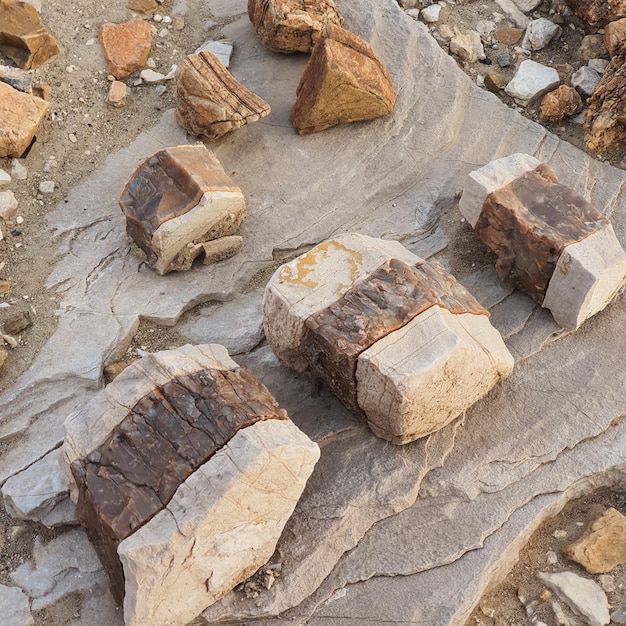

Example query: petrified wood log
[290,24,396,134]
[62,344,319,626]
[0,0,59,70]
[175,50,271,140]
[566,0,626,25]
[584,48,626,154]
[248,0,343,53]
[119,145,245,275]
[263,233,513,444]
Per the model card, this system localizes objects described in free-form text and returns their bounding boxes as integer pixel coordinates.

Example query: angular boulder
[459,154,626,329]
[504,59,561,106]
[248,0,343,53]
[99,19,152,79]
[566,0,626,25]
[119,145,246,275]
[0,81,48,158]
[263,233,513,444]
[290,24,395,134]
[62,343,319,626]
[0,0,59,69]
[175,50,270,140]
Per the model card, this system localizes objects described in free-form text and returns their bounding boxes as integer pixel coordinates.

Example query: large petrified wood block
[62,344,319,626]
[119,145,245,275]
[459,153,626,329]
[290,24,396,135]
[0,0,59,70]
[248,0,343,53]
[263,233,513,444]
[565,0,626,25]
[175,50,271,140]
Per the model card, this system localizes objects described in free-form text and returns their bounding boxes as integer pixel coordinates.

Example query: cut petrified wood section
[263,233,421,372]
[290,24,395,134]
[175,50,270,140]
[357,307,513,444]
[301,257,486,411]
[476,163,607,298]
[566,0,626,25]
[248,0,343,53]
[119,145,245,274]
[584,48,626,154]
[0,0,59,69]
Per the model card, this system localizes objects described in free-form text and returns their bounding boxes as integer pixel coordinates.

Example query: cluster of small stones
[399,0,626,155]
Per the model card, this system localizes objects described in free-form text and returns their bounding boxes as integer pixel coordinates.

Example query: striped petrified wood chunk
[263,233,513,444]
[61,344,319,626]
[119,145,245,275]
[459,153,626,329]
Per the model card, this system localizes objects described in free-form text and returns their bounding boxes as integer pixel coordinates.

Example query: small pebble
[172,16,184,30]
[85,38,95,45]
[0,169,10,187]
[11,159,27,180]
[158,28,169,37]
[546,550,558,564]
[162,15,172,24]
[496,53,511,67]
[153,13,162,22]
[599,574,615,593]
[39,181,55,194]
[154,85,167,96]
[553,529,567,539]
[15,216,23,225]
[146,57,156,69]
[68,133,77,143]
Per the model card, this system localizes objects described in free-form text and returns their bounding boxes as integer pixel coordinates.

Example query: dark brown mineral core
[476,163,607,298]
[300,257,487,412]
[70,367,287,604]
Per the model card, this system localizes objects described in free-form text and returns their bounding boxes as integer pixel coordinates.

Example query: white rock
[10,159,27,180]
[546,549,558,564]
[38,180,55,194]
[405,8,420,19]
[0,169,10,187]
[571,65,601,97]
[588,58,609,75]
[450,31,486,63]
[119,419,320,626]
[521,18,562,51]
[512,0,542,10]
[164,63,177,79]
[0,584,33,626]
[494,0,530,27]
[356,306,514,444]
[538,571,610,626]
[459,153,541,227]
[505,60,560,106]
[195,39,234,68]
[0,190,18,219]
[476,20,496,38]
[421,4,441,23]
[542,223,626,330]
[1,448,76,527]
[262,233,420,371]
[140,68,166,83]
[145,57,156,69]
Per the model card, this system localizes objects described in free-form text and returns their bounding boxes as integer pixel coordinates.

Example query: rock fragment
[290,25,395,135]
[421,5,441,23]
[10,159,27,180]
[0,191,18,219]
[571,65,601,96]
[0,64,32,92]
[4,311,32,335]
[539,85,582,122]
[175,51,270,140]
[195,39,233,68]
[504,60,560,106]
[127,0,157,14]
[0,169,10,186]
[495,27,523,45]
[450,31,486,63]
[61,344,319,626]
[460,154,626,329]
[521,18,561,51]
[38,180,54,193]
[0,0,59,69]
[538,571,609,626]
[485,73,505,93]
[106,80,127,107]
[604,18,626,57]
[248,0,343,53]
[566,0,626,25]
[494,0,530,27]
[263,233,513,444]
[119,145,246,275]
[0,82,48,158]
[578,34,609,60]
[562,508,626,574]
[0,349,7,371]
[99,19,152,79]
[0,583,33,626]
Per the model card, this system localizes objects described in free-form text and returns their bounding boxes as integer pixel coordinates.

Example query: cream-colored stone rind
[459,153,541,227]
[542,223,626,329]
[356,307,514,444]
[118,418,320,626]
[262,232,420,371]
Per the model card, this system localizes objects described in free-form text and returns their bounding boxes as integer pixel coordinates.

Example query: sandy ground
[0,0,625,624]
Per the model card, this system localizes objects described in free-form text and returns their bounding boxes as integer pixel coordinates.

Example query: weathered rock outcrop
[290,24,395,134]
[263,233,513,444]
[175,50,271,140]
[566,0,626,25]
[118,145,245,274]
[0,0,59,69]
[248,0,343,53]
[98,19,152,79]
[62,344,319,626]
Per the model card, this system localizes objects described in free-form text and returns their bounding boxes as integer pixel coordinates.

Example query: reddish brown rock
[175,51,270,140]
[0,0,59,69]
[0,81,48,158]
[485,73,505,93]
[99,20,152,80]
[126,0,157,14]
[106,80,127,107]
[566,0,626,25]
[248,0,343,53]
[103,359,137,383]
[494,27,523,45]
[538,85,583,122]
[290,24,395,135]
[584,48,626,154]
[604,18,626,58]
